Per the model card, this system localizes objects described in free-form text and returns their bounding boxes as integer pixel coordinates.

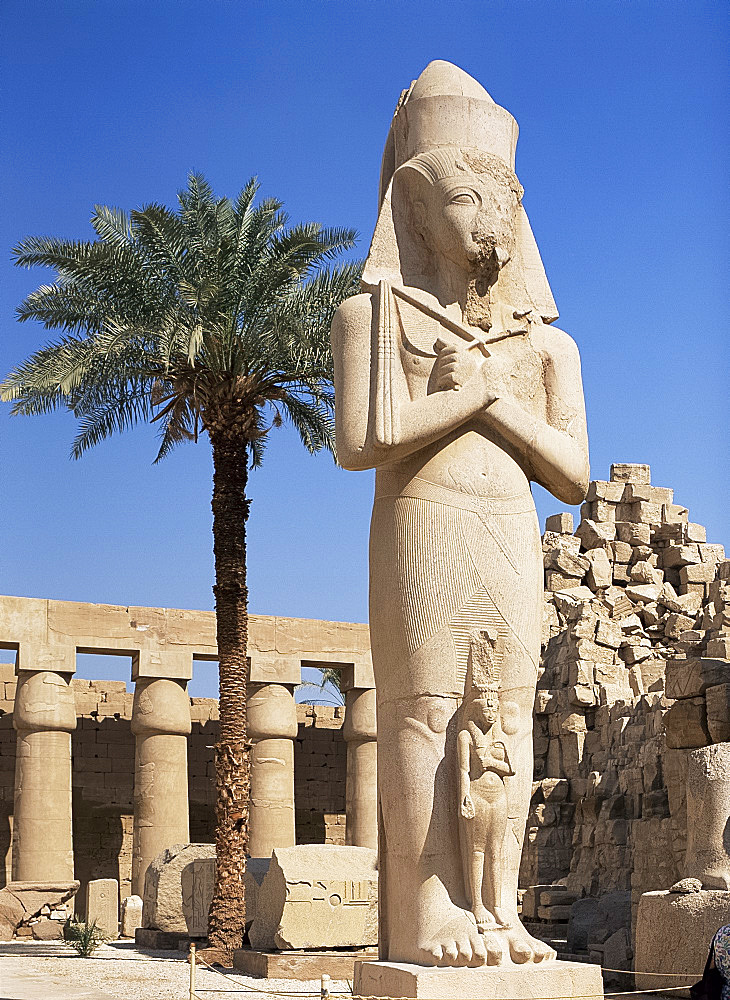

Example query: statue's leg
[377,648,501,967]
[466,844,495,931]
[481,790,510,929]
[498,677,557,962]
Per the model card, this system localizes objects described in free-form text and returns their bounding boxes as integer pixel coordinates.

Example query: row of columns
[11,651,377,891]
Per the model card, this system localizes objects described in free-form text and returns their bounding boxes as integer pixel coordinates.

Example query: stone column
[343,687,378,849]
[131,650,192,895]
[684,741,730,890]
[12,645,77,881]
[340,658,377,850]
[247,681,298,858]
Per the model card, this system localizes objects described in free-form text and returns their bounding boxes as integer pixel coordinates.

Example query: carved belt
[375,476,535,516]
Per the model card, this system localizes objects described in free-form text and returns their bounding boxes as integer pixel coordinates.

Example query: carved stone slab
[248,845,377,951]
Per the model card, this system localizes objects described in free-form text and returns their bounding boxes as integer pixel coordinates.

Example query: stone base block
[234,946,378,980]
[134,926,189,950]
[353,959,604,999]
[635,889,730,990]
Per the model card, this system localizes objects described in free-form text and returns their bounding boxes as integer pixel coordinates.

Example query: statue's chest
[397,308,546,412]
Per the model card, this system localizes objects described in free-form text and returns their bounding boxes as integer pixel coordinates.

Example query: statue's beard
[463,235,512,331]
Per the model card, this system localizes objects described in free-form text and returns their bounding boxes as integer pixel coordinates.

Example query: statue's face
[417,170,518,274]
[474,697,499,726]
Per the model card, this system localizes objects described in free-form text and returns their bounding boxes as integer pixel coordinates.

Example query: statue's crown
[466,629,503,696]
[380,61,519,205]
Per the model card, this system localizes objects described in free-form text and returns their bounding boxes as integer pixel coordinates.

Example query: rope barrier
[189,945,700,1000]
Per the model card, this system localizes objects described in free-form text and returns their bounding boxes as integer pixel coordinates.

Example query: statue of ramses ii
[332,61,589,968]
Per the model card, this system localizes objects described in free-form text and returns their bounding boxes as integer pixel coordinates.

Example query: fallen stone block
[143,843,215,935]
[568,896,601,952]
[707,637,730,659]
[120,895,143,937]
[544,547,590,578]
[585,548,612,590]
[603,926,632,971]
[521,884,558,920]
[545,513,574,534]
[610,463,650,485]
[537,904,572,921]
[586,890,631,947]
[31,918,64,940]
[0,881,79,942]
[576,519,615,550]
[248,845,377,951]
[705,684,730,742]
[680,562,716,585]
[625,583,661,604]
[86,878,118,939]
[635,890,730,991]
[664,697,711,749]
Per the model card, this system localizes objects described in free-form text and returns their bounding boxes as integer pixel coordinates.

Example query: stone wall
[0,672,347,907]
[521,463,728,955]
[294,704,347,845]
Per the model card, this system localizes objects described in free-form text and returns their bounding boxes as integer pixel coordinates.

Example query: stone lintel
[132,649,192,681]
[354,959,604,1000]
[339,657,375,692]
[1,596,370,674]
[16,642,76,675]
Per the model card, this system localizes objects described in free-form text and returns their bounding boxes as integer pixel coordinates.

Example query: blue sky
[1,1,728,695]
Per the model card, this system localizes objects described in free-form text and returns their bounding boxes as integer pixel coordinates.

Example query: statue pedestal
[354,959,604,999]
[635,889,730,991]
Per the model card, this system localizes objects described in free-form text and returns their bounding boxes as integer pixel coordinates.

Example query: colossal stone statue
[332,61,590,970]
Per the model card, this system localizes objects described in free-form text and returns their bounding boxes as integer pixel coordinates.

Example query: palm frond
[6,172,359,465]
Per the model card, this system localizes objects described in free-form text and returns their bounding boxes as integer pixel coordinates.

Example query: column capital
[13,669,77,733]
[247,682,297,740]
[130,677,191,737]
[343,686,377,742]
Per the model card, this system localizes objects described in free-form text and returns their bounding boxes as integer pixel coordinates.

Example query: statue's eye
[449,192,477,205]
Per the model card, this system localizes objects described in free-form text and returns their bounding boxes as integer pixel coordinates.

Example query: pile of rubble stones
[520,462,728,971]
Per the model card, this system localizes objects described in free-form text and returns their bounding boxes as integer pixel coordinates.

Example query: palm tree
[296,666,345,706]
[1,173,360,962]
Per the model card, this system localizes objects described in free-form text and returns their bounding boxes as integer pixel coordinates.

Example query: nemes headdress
[362,60,558,324]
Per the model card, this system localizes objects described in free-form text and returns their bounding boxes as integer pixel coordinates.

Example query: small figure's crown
[466,629,503,695]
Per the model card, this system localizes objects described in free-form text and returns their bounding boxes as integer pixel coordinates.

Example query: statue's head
[472,694,499,728]
[396,147,523,283]
[362,60,559,325]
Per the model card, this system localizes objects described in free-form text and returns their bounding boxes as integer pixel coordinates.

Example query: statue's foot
[420,911,503,967]
[473,904,499,933]
[498,913,557,963]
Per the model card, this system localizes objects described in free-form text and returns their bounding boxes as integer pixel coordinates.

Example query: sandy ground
[0,940,351,1000]
[0,941,690,1000]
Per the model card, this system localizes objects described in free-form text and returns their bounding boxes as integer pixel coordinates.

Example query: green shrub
[63,917,107,957]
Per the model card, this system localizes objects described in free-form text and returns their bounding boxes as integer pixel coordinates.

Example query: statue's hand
[433,339,481,391]
[434,339,499,408]
[461,793,475,819]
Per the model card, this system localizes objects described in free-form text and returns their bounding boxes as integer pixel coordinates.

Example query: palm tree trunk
[205,432,250,963]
